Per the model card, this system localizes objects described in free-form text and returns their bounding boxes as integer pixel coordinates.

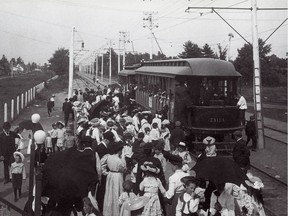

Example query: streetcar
[133,58,243,147]
[118,64,139,93]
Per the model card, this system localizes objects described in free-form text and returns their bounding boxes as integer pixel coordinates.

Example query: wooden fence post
[4,103,7,122]
[21,93,24,110]
[11,99,14,120]
[17,96,20,115]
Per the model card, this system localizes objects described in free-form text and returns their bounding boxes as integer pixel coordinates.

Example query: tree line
[48,39,287,87]
[0,55,47,75]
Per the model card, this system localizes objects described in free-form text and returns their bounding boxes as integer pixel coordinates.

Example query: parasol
[124,196,149,211]
[42,148,98,202]
[192,156,248,186]
[19,120,43,132]
[89,100,110,119]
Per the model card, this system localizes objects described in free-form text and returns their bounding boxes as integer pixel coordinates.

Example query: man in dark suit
[233,130,250,173]
[0,122,19,184]
[62,98,73,127]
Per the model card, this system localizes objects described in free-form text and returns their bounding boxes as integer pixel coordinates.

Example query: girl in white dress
[139,162,166,216]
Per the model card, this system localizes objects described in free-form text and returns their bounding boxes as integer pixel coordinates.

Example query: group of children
[46,121,75,153]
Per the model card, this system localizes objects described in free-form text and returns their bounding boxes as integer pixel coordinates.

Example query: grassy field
[0,71,57,123]
[242,85,287,122]
[241,85,287,104]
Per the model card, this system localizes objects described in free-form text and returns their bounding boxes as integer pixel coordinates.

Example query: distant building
[12,64,24,73]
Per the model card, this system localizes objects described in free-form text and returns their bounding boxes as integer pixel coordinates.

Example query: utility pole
[96,54,98,80]
[143,11,159,60]
[119,31,130,69]
[251,0,265,149]
[101,53,104,81]
[118,35,121,73]
[109,40,112,84]
[185,3,287,150]
[68,26,75,99]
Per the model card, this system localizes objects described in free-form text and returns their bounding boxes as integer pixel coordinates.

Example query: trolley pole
[101,54,104,81]
[251,0,265,149]
[68,26,75,99]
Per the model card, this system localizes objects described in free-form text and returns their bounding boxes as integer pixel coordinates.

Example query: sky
[0,0,287,65]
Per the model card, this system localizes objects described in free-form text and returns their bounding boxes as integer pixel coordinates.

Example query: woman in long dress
[103,143,126,216]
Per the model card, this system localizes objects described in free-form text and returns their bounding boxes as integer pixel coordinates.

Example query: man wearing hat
[0,122,19,184]
[170,121,185,150]
[233,130,250,172]
[62,98,73,127]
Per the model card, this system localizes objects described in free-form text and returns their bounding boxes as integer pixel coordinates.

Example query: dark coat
[233,138,250,169]
[170,127,185,146]
[62,101,73,113]
[245,120,256,136]
[0,130,19,161]
[96,142,112,159]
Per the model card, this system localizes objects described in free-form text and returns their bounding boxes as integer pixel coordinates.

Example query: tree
[0,55,10,75]
[48,48,69,75]
[202,43,216,58]
[178,41,203,58]
[10,58,16,66]
[233,38,281,86]
[16,57,25,66]
[216,44,228,60]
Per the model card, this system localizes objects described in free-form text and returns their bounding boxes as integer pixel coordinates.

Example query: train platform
[0,77,286,215]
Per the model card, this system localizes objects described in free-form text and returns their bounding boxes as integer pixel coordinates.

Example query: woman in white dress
[103,142,126,216]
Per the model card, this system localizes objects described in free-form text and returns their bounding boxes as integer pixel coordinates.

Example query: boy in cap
[175,176,201,216]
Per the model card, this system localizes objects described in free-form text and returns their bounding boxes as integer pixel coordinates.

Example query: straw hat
[162,119,170,125]
[89,118,101,127]
[13,151,25,162]
[123,196,149,211]
[140,161,160,174]
[77,118,88,125]
[178,142,186,147]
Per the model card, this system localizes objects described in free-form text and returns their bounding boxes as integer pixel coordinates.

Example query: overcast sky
[0,0,287,64]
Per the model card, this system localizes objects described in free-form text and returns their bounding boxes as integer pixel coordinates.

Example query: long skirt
[103,172,123,216]
[142,193,162,216]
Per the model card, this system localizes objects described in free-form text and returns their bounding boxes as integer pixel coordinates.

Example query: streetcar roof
[136,58,241,77]
[118,69,136,77]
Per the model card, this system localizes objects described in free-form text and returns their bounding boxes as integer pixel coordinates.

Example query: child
[175,176,201,216]
[119,180,137,216]
[56,121,66,151]
[83,192,101,216]
[48,123,58,153]
[139,161,166,216]
[10,152,26,202]
[45,132,52,153]
[153,141,167,173]
[14,127,25,152]
[64,130,75,149]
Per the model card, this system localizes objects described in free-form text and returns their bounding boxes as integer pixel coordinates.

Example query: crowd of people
[0,83,263,216]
